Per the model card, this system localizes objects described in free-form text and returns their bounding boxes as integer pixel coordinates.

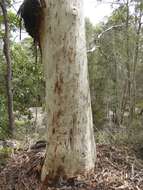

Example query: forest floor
[0,144,143,190]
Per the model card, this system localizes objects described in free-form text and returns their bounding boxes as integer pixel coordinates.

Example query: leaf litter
[0,144,143,190]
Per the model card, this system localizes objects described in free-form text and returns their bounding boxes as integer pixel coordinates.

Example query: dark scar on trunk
[18,0,46,61]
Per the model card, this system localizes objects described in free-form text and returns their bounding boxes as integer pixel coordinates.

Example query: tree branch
[87,24,125,53]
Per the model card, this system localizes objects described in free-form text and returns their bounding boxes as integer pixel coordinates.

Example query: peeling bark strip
[0,0,14,136]
[40,0,96,183]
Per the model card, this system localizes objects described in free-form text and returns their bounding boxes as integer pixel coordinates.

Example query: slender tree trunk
[112,31,120,127]
[0,0,14,136]
[125,0,132,127]
[131,8,142,120]
[40,0,96,182]
[120,81,128,125]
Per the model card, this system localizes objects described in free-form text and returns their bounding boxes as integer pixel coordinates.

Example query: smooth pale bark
[40,0,96,181]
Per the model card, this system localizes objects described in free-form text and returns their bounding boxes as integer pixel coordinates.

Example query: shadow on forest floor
[0,144,143,190]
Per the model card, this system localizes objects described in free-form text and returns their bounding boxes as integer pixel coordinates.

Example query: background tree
[0,1,45,138]
[87,0,143,144]
[0,0,14,137]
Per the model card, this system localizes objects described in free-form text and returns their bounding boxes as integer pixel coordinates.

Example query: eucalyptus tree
[19,0,96,184]
[41,0,96,182]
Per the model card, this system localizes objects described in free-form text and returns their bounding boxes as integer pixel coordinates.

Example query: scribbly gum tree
[19,0,96,184]
[40,0,96,182]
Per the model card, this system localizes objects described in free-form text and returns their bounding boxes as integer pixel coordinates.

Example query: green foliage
[0,37,45,138]
[0,97,9,138]
[0,0,45,138]
[8,11,19,30]
[108,5,127,24]
[12,38,45,113]
[86,0,143,147]
[0,48,8,138]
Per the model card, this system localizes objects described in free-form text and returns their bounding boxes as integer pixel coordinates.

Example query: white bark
[40,0,96,181]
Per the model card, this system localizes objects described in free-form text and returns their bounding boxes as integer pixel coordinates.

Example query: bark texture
[40,0,96,181]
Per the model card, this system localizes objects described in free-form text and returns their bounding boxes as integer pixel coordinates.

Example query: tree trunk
[125,0,132,127]
[40,0,96,182]
[0,0,14,137]
[131,6,142,121]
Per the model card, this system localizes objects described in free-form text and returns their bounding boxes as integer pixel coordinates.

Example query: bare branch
[87,24,125,53]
